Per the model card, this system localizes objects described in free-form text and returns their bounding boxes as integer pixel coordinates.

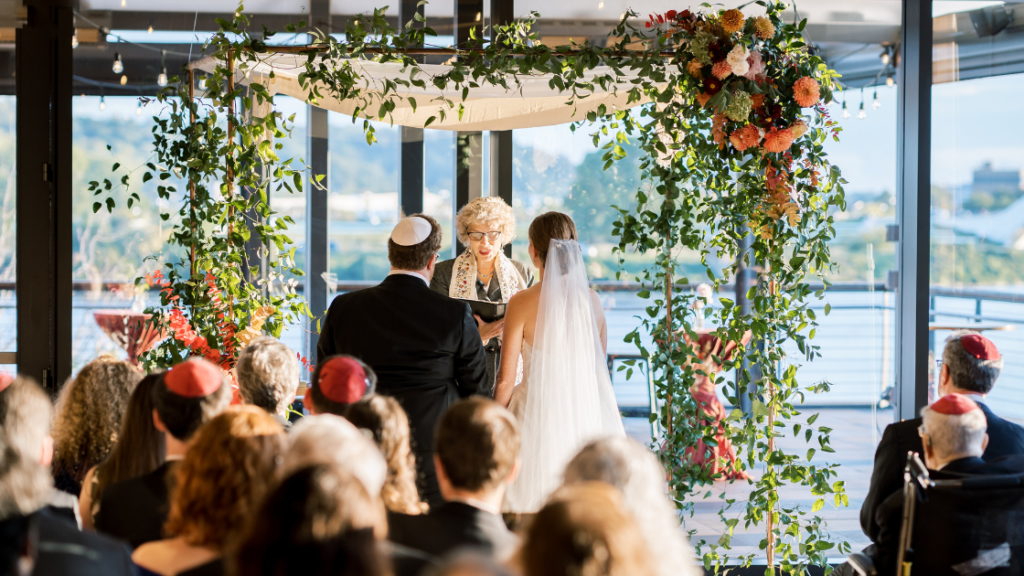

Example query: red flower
[666,9,677,19]
[703,76,722,95]
[645,21,651,28]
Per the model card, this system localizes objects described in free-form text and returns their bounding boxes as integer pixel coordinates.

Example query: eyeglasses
[467,230,501,242]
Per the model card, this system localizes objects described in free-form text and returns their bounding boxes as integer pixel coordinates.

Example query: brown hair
[230,464,389,576]
[435,397,519,492]
[309,355,377,417]
[528,212,577,265]
[52,356,142,488]
[520,483,654,576]
[388,214,442,271]
[0,377,54,519]
[165,406,286,550]
[344,395,427,515]
[94,373,167,506]
[151,361,231,441]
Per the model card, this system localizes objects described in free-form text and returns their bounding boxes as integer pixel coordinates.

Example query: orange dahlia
[720,9,745,34]
[712,60,732,80]
[793,76,821,108]
[687,59,703,77]
[790,119,809,139]
[754,16,775,39]
[763,127,794,153]
[712,114,727,149]
[729,124,761,152]
[751,93,766,110]
[696,92,712,107]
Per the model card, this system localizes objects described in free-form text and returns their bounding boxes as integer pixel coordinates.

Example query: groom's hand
[474,314,505,343]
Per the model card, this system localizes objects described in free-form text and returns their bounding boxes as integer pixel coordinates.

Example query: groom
[317,214,490,507]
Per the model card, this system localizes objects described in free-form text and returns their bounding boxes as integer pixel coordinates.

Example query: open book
[455,298,506,323]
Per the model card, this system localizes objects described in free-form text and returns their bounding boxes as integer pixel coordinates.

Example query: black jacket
[316,274,489,506]
[94,461,178,548]
[860,401,1024,541]
[32,507,133,576]
[388,502,518,561]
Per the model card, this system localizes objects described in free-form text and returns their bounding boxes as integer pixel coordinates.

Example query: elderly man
[860,331,1024,541]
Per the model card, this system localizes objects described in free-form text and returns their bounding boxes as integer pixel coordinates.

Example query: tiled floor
[623,407,894,563]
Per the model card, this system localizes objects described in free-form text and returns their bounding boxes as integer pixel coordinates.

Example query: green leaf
[811,498,824,512]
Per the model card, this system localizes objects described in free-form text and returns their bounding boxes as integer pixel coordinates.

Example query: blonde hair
[455,197,517,247]
[52,356,141,487]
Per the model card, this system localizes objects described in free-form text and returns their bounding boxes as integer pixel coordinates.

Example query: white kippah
[390,216,432,246]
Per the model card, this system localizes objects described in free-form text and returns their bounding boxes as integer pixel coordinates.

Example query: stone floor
[622,407,895,564]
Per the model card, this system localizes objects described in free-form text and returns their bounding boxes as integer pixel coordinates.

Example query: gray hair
[0,377,54,520]
[284,415,387,496]
[236,336,300,417]
[920,404,987,459]
[563,437,702,576]
[942,331,1003,394]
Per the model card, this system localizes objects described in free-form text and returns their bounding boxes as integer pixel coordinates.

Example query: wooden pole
[188,68,196,277]
[249,44,680,58]
[665,266,673,438]
[226,49,235,320]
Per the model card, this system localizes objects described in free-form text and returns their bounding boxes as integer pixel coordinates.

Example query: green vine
[97,1,849,572]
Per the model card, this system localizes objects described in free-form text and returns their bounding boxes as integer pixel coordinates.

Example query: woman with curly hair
[345,395,428,515]
[131,406,286,576]
[430,196,534,393]
[51,356,142,496]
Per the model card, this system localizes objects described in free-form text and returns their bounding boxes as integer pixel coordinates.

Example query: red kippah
[931,394,979,415]
[961,334,1000,360]
[165,359,223,398]
[317,357,368,404]
[0,371,13,393]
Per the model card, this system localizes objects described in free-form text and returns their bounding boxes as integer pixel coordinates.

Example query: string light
[136,100,143,115]
[857,101,866,119]
[880,47,890,65]
[112,52,123,74]
[198,76,207,90]
[71,32,78,49]
[872,89,881,109]
[157,50,168,87]
[99,96,106,111]
[120,74,128,85]
[886,73,895,87]
[842,100,850,119]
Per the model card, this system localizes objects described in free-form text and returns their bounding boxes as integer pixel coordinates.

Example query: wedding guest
[0,375,134,576]
[430,196,534,393]
[304,355,376,416]
[519,483,655,576]
[79,373,166,530]
[345,395,428,515]
[282,414,388,498]
[230,464,390,576]
[132,406,286,576]
[389,397,519,560]
[235,336,300,428]
[425,553,516,576]
[96,359,230,548]
[51,356,142,496]
[564,437,702,576]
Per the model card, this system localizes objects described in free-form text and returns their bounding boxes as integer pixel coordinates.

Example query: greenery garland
[98,1,849,572]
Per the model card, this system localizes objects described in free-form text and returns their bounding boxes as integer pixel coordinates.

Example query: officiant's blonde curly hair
[456,197,517,246]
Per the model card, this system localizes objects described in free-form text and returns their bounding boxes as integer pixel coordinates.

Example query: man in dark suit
[95,359,230,548]
[0,375,133,576]
[860,331,1024,541]
[317,214,490,507]
[388,397,519,561]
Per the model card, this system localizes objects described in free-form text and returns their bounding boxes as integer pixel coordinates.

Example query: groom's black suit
[317,273,490,507]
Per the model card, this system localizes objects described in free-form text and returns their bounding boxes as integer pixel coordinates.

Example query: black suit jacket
[860,402,1024,541]
[94,461,178,548]
[32,508,133,576]
[316,274,489,506]
[388,502,518,561]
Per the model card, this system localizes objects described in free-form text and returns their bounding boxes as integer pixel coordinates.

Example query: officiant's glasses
[467,230,501,242]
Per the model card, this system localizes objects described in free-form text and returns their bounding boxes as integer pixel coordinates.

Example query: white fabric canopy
[189,53,653,131]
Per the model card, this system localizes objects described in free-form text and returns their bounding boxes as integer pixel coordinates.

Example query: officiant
[430,197,534,393]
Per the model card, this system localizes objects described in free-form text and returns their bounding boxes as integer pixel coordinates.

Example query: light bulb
[872,90,881,109]
[147,24,153,34]
[136,101,142,115]
[857,102,866,119]
[198,77,207,90]
[71,32,78,49]
[886,73,894,87]
[99,96,106,111]
[880,51,890,65]
[112,52,123,74]
[157,68,168,87]
[842,101,850,119]
[120,74,128,86]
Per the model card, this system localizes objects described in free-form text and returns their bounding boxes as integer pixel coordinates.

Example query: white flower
[727,44,751,77]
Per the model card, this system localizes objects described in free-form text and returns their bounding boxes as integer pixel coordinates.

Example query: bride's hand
[475,315,505,342]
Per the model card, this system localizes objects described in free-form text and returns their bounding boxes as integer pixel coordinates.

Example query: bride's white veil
[512,239,625,511]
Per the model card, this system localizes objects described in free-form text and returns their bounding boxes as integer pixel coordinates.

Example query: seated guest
[389,397,519,561]
[518,483,654,576]
[0,375,134,575]
[345,395,429,515]
[563,437,702,576]
[304,355,376,416]
[132,406,286,576]
[96,359,230,548]
[80,373,166,530]
[51,356,142,496]
[282,414,388,497]
[425,553,516,576]
[870,394,1024,575]
[235,336,300,428]
[231,464,391,576]
[860,331,1024,540]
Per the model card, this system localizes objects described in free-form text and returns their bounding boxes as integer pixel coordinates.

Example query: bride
[494,211,625,513]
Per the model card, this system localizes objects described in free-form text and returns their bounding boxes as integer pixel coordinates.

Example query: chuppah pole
[226,49,235,320]
[188,68,196,278]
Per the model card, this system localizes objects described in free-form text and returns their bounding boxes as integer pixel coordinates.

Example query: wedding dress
[504,239,625,513]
